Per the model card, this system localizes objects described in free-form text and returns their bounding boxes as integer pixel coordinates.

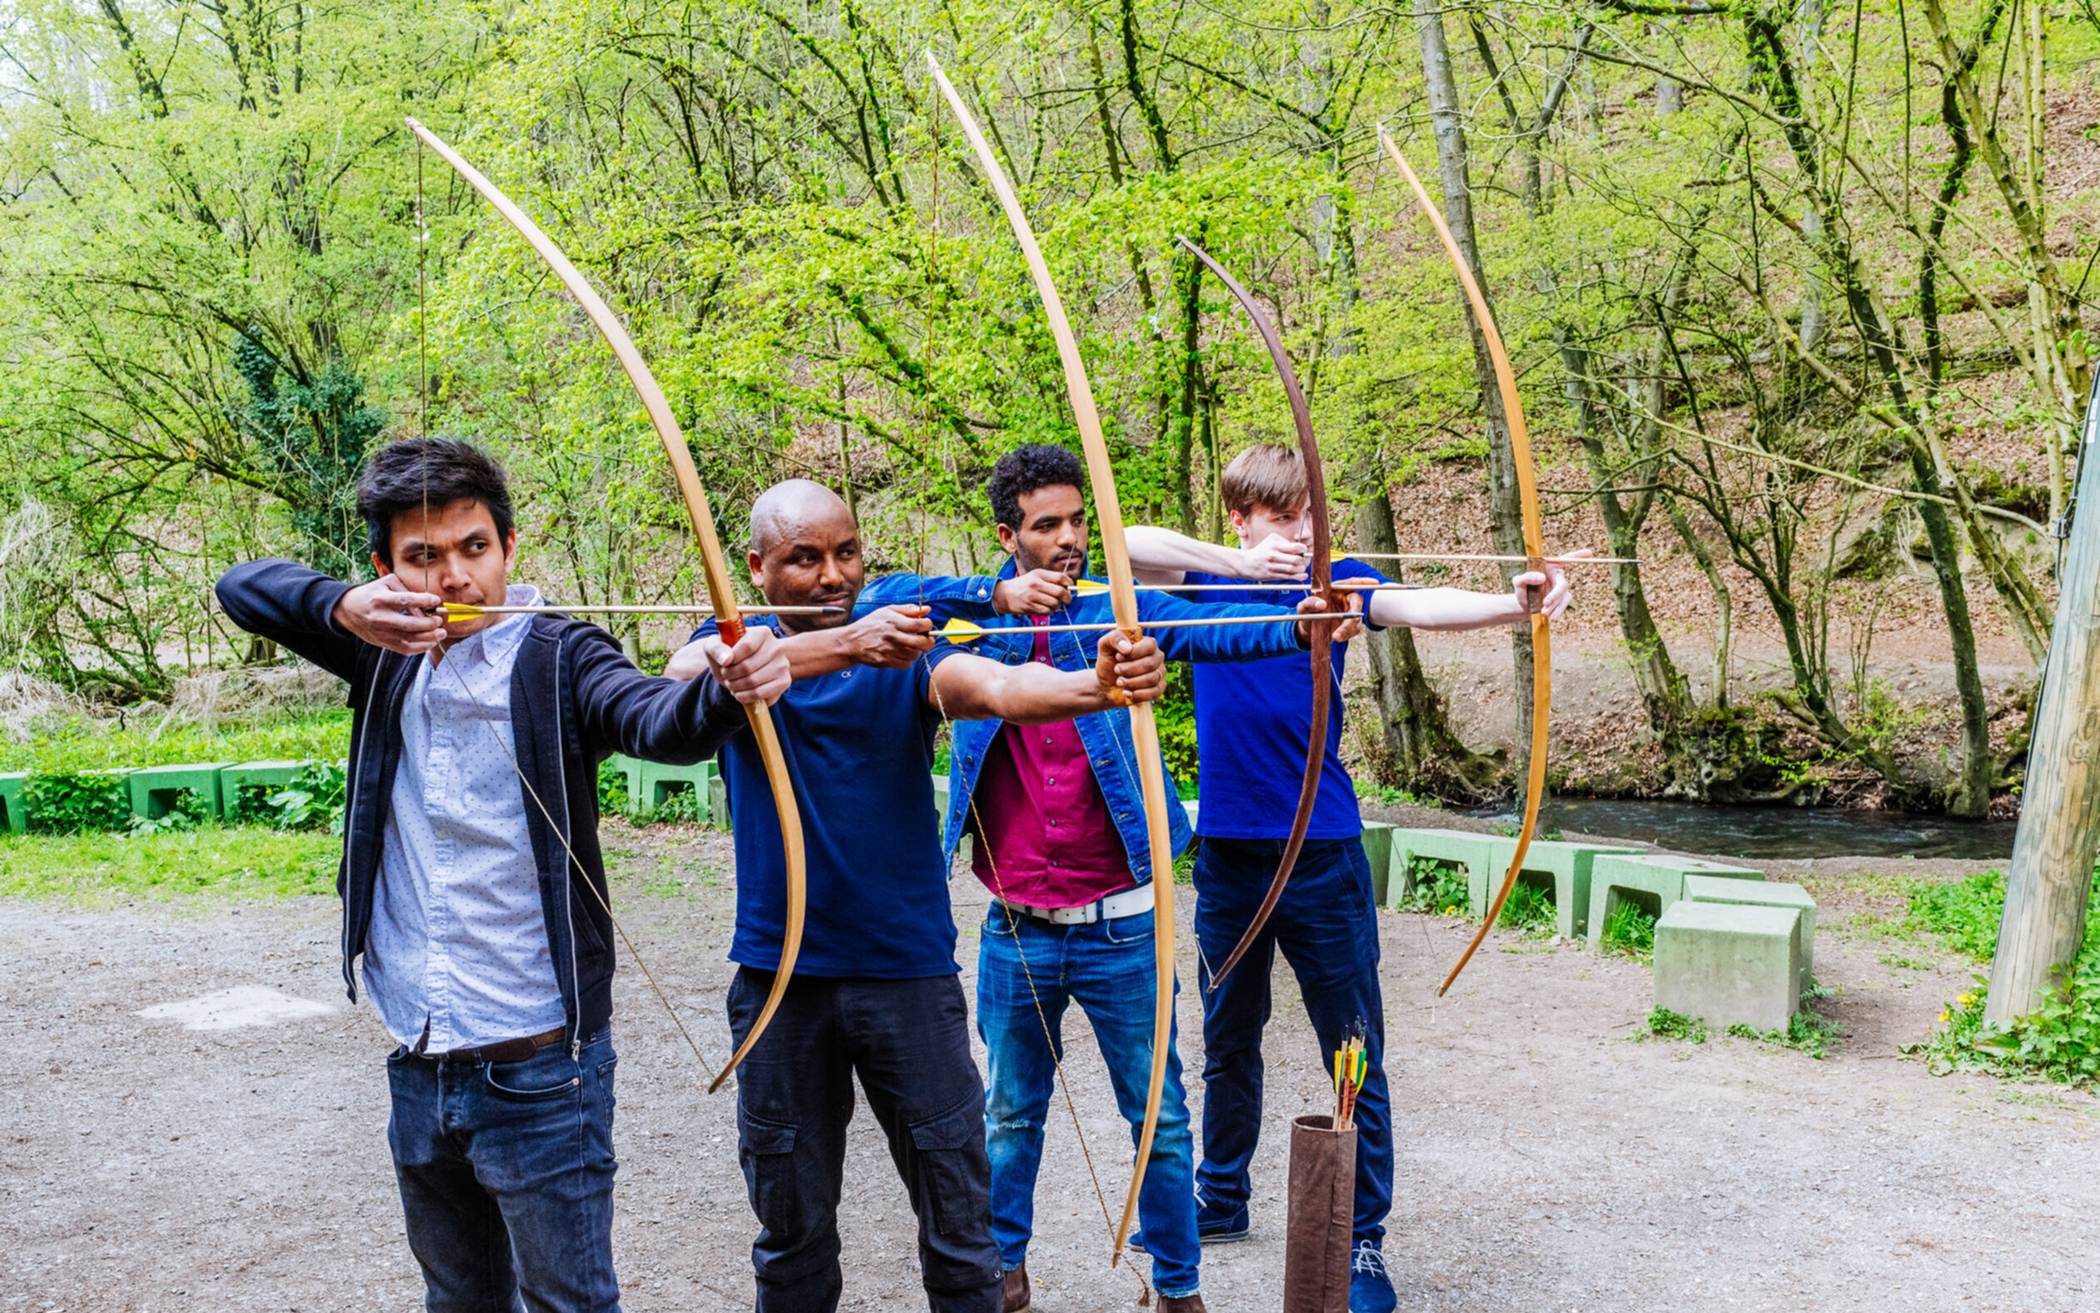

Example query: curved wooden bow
[405,119,808,1088]
[1172,235,1332,990]
[927,55,1178,1265]
[1377,129,1551,996]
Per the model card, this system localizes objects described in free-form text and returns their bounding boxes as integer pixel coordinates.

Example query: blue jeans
[1193,837,1392,1245]
[386,1029,621,1313]
[727,968,1000,1313]
[977,906,1200,1298]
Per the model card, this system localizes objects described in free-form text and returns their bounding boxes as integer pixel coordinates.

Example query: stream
[1464,796,2017,861]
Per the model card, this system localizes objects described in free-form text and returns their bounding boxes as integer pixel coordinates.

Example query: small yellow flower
[1939,1010,1951,1023]
[1442,904,1458,916]
[1957,993,1976,1007]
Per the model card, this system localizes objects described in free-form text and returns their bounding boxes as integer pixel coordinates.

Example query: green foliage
[21,773,132,834]
[1646,1007,1708,1044]
[1494,881,1557,938]
[1398,857,1469,916]
[265,763,349,833]
[1916,870,2100,1087]
[597,759,632,816]
[0,827,338,900]
[1360,784,1441,809]
[128,788,214,835]
[1600,901,1658,960]
[1155,663,1200,796]
[1727,1011,1840,1060]
[0,712,352,773]
[1906,870,2011,960]
[232,333,378,575]
[640,786,707,825]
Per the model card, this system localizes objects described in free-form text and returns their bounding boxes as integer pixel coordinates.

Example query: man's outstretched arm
[926,632,1165,724]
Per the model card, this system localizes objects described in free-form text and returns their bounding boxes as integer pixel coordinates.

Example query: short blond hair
[1220,444,1307,516]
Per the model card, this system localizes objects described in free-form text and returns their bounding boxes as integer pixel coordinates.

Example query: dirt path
[4,828,2094,1313]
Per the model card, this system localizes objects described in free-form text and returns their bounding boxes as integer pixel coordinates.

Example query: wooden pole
[1985,379,2100,1023]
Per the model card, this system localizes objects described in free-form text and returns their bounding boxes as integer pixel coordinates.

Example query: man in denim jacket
[904,444,1353,1313]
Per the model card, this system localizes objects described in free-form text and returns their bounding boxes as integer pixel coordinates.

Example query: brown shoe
[1159,1295,1208,1313]
[1002,1263,1031,1313]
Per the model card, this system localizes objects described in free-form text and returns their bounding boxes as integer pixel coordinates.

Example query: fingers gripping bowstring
[411,133,721,1080]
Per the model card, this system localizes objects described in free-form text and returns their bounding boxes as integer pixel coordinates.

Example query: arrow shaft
[1345,551,1638,565]
[954,611,1354,640]
[445,603,842,618]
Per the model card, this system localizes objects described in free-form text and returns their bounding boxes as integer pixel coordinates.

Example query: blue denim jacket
[862,561,1305,883]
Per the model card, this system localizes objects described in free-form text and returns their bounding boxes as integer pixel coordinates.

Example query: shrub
[21,772,131,834]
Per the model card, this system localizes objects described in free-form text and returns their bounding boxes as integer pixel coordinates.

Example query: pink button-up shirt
[969,620,1133,908]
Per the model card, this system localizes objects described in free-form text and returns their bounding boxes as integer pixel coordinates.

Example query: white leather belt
[997,884,1154,926]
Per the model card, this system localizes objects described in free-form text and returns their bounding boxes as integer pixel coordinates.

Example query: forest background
[2,0,2093,821]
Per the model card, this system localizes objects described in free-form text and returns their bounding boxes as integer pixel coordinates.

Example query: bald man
[672,479,1169,1313]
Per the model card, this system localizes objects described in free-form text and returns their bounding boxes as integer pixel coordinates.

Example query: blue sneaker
[1195,1198,1250,1245]
[1350,1240,1397,1313]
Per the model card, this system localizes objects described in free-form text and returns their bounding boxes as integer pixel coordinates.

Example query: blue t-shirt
[699,619,957,979]
[1183,559,1389,840]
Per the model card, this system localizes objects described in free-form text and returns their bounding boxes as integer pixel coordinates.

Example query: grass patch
[1599,900,1658,960]
[0,709,351,774]
[1905,870,2006,960]
[1493,881,1557,938]
[1877,951,1935,971]
[0,827,338,900]
[1360,783,1441,809]
[1646,1007,1707,1044]
[1727,1009,1841,1059]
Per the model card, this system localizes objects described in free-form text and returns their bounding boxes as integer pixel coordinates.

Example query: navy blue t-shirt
[1183,559,1389,840]
[699,618,956,979]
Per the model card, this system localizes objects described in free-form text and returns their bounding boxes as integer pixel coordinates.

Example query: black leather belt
[422,1025,568,1065]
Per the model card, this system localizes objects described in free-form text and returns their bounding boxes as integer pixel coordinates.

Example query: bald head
[749,479,853,556]
[745,479,863,632]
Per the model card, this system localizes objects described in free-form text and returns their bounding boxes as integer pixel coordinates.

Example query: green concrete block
[707,775,729,831]
[219,761,316,818]
[1586,853,1763,952]
[1654,901,1802,1031]
[603,754,645,813]
[638,759,715,820]
[1359,821,1397,906]
[1478,837,1646,940]
[0,771,26,835]
[1387,828,1500,912]
[1684,874,1817,988]
[125,762,230,819]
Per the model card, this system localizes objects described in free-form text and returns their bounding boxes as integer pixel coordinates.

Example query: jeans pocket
[737,1106,802,1229]
[481,1049,584,1102]
[1102,907,1156,946]
[982,908,1019,939]
[908,1093,988,1238]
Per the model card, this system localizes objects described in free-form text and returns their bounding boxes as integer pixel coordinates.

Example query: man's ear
[746,549,767,591]
[501,528,518,562]
[371,552,392,579]
[995,523,1018,555]
[1226,508,1249,545]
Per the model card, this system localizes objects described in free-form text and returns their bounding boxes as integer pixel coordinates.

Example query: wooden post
[1985,384,2100,1023]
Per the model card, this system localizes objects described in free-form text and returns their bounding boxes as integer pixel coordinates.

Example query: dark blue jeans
[1193,836,1392,1245]
[386,1028,620,1313]
[978,907,1200,1298]
[726,968,1000,1313]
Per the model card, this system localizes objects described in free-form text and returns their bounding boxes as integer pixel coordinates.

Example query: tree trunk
[1413,0,1536,788]
[1985,387,2100,1022]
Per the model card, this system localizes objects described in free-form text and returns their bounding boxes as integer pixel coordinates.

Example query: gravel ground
[3,826,2094,1313]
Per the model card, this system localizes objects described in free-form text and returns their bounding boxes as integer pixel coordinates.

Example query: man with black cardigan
[215,437,788,1313]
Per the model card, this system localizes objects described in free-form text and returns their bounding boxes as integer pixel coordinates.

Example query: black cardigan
[215,559,747,1044]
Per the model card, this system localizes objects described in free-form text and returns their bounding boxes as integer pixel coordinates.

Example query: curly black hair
[356,437,515,566]
[986,443,1085,529]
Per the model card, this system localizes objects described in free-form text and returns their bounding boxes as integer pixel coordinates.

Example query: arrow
[1338,550,1638,566]
[1068,578,1420,596]
[937,612,1360,644]
[439,602,843,620]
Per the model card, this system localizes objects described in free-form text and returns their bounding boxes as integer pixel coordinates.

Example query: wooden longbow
[1378,128,1551,996]
[1172,235,1334,990]
[926,55,1179,1265]
[406,118,808,1086]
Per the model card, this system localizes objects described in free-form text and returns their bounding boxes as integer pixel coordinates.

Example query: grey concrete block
[1654,901,1802,1032]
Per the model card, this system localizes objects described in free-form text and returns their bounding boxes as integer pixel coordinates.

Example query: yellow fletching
[1073,577,1110,596]
[939,617,987,644]
[440,603,484,619]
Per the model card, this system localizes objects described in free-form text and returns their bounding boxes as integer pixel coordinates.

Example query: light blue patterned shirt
[362,585,567,1051]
